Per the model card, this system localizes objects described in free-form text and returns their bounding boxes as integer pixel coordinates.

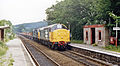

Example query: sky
[0,0,61,25]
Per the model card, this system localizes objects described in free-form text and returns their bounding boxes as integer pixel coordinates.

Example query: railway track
[70,46,120,65]
[59,50,112,66]
[19,35,84,66]
[19,35,113,66]
[21,39,40,66]
[19,36,60,66]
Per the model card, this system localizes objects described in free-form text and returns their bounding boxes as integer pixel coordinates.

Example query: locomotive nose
[56,29,70,41]
[51,29,70,42]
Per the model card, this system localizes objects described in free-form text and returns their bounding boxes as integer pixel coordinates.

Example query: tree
[0,20,15,41]
[46,0,111,40]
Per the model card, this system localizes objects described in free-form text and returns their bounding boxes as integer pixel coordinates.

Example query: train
[22,24,70,50]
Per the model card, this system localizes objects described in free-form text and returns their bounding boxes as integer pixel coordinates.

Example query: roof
[0,26,10,29]
[83,24,104,28]
[38,24,58,30]
[35,23,67,31]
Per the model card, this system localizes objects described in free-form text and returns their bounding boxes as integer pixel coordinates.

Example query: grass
[71,40,83,44]
[104,45,120,52]
[0,41,8,56]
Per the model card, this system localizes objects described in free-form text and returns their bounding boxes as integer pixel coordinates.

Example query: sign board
[113,27,120,30]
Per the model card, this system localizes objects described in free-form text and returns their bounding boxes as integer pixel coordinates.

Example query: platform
[5,38,34,66]
[70,43,120,57]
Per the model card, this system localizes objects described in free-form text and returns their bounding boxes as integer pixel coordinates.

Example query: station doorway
[91,28,95,44]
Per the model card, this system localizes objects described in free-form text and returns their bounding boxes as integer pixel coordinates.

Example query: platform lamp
[67,22,72,39]
[66,22,70,32]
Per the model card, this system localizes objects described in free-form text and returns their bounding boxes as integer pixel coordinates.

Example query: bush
[0,41,8,56]
[104,45,120,52]
[92,43,98,46]
[9,33,16,40]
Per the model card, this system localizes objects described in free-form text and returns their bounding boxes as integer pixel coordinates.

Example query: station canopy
[0,26,10,29]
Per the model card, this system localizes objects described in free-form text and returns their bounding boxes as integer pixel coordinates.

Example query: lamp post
[115,18,120,47]
[67,22,70,32]
[67,22,72,40]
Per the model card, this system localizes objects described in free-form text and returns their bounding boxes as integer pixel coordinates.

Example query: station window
[86,31,88,40]
[99,30,101,40]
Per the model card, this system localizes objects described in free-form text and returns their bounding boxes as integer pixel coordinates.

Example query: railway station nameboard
[113,27,120,30]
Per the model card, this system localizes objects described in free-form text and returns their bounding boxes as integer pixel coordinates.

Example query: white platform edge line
[70,44,120,57]
[20,38,36,66]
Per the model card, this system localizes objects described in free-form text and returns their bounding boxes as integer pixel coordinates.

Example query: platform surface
[6,38,33,66]
[70,43,120,57]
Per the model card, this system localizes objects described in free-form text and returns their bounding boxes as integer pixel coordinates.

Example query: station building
[0,26,10,41]
[83,24,109,47]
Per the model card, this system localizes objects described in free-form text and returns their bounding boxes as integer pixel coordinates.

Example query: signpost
[113,27,120,30]
[113,23,119,47]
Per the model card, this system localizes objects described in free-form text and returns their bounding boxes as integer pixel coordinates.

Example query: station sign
[113,27,120,30]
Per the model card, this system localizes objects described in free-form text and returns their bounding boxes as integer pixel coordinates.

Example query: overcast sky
[0,0,60,25]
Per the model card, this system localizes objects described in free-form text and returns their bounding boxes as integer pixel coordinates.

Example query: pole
[116,22,118,47]
[69,24,70,32]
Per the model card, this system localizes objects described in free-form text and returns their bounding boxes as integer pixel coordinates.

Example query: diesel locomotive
[32,24,70,49]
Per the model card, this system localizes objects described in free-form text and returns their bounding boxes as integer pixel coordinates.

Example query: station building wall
[83,25,109,47]
[83,28,91,45]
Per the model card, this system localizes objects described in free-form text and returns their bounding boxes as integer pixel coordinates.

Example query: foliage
[104,45,120,52]
[71,40,83,44]
[46,0,111,40]
[0,41,8,56]
[110,0,120,16]
[107,12,120,37]
[109,12,120,23]
[92,43,98,46]
[0,20,15,42]
[0,20,14,66]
